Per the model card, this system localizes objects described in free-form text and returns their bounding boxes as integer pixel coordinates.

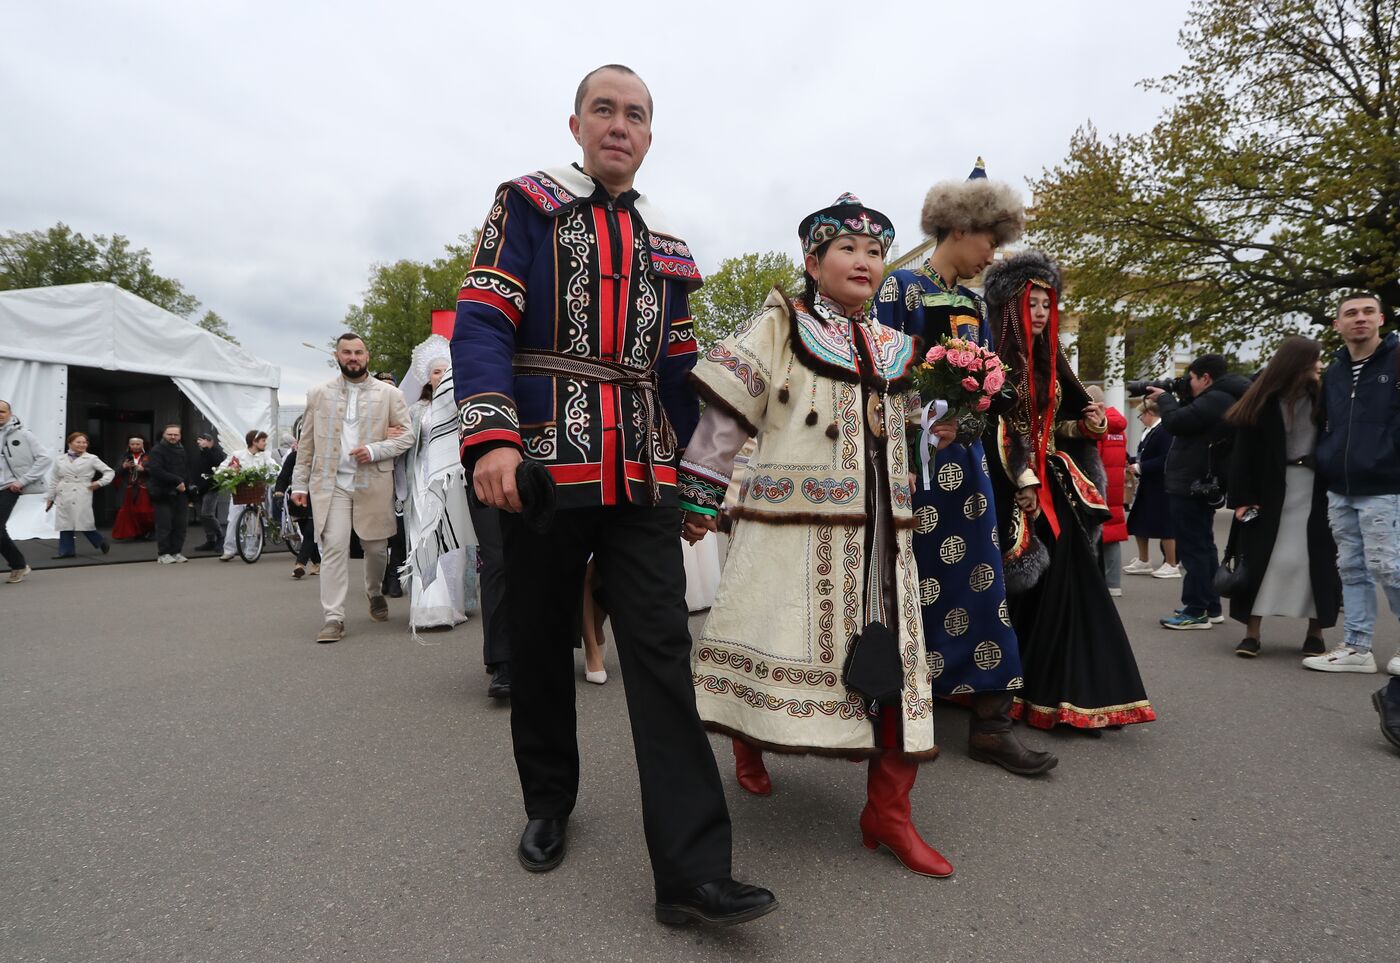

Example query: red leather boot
[859,752,953,877]
[732,738,772,796]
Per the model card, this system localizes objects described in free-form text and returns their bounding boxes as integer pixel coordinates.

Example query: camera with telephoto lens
[1127,375,1191,398]
[1189,476,1226,509]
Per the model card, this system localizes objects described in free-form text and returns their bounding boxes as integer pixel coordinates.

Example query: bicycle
[234,486,298,563]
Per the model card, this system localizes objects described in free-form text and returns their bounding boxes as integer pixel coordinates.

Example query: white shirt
[336,380,364,490]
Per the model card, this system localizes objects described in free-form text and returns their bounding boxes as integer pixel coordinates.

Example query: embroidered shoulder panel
[790,307,917,387]
[507,170,584,217]
[647,232,703,286]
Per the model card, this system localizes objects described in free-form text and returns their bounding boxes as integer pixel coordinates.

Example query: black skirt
[1010,472,1156,730]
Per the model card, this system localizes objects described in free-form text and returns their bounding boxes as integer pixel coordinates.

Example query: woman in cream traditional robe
[678,194,954,878]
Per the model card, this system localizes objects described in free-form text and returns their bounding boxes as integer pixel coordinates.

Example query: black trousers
[153,493,188,556]
[295,517,320,565]
[501,504,732,890]
[468,496,511,667]
[1169,493,1221,617]
[0,489,26,569]
[383,514,406,590]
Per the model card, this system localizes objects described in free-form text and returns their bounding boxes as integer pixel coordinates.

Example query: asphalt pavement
[2,550,1397,962]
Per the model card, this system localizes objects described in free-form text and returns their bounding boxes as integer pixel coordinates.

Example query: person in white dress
[399,335,477,632]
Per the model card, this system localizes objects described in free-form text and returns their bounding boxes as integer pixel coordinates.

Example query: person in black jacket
[1224,336,1340,658]
[1145,355,1251,630]
[1304,292,1400,676]
[274,436,320,579]
[145,424,195,563]
[193,431,228,550]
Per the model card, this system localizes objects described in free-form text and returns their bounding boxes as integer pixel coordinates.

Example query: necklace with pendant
[855,319,889,439]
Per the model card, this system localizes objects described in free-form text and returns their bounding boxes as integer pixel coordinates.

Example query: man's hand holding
[931,420,957,451]
[682,511,717,544]
[350,445,373,465]
[474,447,524,513]
[291,492,309,508]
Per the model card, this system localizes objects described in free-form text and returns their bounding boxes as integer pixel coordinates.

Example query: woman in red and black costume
[983,251,1155,731]
[111,435,155,541]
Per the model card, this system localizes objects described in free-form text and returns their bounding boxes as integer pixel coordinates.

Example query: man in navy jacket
[1305,292,1400,676]
[451,65,775,928]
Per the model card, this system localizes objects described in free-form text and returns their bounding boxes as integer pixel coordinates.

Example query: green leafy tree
[1030,0,1400,375]
[690,251,803,350]
[343,232,478,377]
[197,309,239,345]
[0,223,202,318]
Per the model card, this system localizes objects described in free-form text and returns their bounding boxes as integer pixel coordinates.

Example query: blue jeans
[1169,494,1220,618]
[58,529,106,555]
[1326,492,1400,652]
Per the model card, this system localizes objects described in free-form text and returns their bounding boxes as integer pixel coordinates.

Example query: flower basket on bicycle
[232,482,266,505]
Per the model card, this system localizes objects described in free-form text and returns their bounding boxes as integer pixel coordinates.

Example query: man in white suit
[291,334,413,643]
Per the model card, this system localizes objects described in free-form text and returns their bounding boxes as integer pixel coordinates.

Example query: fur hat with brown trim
[919,158,1025,246]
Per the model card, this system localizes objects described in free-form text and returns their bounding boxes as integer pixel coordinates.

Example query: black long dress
[989,382,1156,731]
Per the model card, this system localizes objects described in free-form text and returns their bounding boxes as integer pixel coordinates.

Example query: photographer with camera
[1142,355,1250,630]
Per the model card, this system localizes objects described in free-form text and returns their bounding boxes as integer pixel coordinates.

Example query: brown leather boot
[967,692,1058,776]
[732,738,772,795]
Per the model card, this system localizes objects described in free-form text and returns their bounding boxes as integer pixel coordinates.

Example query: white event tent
[0,282,280,539]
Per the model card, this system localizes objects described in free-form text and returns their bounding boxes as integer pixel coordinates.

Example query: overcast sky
[4,0,1194,404]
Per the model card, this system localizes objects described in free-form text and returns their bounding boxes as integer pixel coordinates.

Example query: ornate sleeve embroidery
[678,406,750,516]
[451,189,539,457]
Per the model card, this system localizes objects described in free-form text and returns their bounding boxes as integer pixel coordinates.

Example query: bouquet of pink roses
[911,335,1009,421]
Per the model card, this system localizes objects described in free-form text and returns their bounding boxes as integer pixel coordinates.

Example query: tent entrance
[65,365,209,528]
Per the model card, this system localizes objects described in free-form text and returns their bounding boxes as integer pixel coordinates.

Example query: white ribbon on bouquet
[918,399,950,491]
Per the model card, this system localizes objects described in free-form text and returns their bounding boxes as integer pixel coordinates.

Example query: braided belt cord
[512,349,677,505]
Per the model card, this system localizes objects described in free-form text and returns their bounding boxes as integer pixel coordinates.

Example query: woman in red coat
[1088,386,1129,597]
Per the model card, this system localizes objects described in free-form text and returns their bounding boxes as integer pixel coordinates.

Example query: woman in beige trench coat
[47,431,115,558]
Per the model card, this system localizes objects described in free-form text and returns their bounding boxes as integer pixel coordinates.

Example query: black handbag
[843,621,903,709]
[1213,524,1250,598]
[842,503,903,710]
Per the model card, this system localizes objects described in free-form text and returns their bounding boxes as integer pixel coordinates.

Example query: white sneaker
[1151,563,1182,579]
[220,552,236,561]
[173,554,189,563]
[1387,654,1400,676]
[1108,587,1123,597]
[1302,646,1377,673]
[157,554,176,564]
[1209,614,1225,624]
[1122,559,1155,575]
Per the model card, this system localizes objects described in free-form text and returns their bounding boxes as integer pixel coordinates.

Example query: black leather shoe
[384,575,404,599]
[517,818,567,872]
[487,664,511,700]
[654,878,778,927]
[194,541,218,551]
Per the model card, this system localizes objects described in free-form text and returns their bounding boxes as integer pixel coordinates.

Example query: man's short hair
[573,64,653,120]
[1335,291,1383,316]
[197,431,215,442]
[163,423,182,433]
[335,332,365,347]
[1188,354,1229,381]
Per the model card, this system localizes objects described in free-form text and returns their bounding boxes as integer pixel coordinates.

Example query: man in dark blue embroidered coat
[451,64,776,928]
[873,162,1057,776]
